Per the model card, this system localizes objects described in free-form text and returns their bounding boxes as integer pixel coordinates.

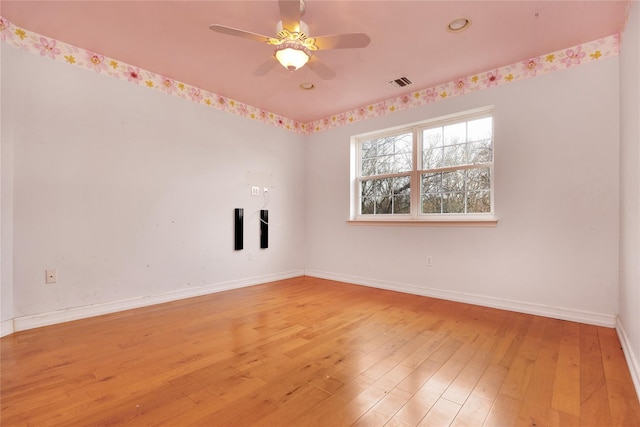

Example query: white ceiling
[1,1,629,123]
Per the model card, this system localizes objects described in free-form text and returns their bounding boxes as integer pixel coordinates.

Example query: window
[351,107,495,223]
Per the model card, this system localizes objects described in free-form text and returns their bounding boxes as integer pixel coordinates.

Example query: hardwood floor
[1,276,639,426]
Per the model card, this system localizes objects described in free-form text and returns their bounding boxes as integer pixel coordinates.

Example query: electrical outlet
[251,186,260,196]
[426,257,433,267]
[45,268,57,284]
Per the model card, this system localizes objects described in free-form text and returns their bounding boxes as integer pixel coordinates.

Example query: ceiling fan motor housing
[276,19,310,37]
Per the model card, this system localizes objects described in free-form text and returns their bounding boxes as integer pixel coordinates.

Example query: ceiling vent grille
[388,77,412,88]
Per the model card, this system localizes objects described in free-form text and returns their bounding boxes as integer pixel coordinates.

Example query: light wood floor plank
[551,320,581,417]
[450,394,493,426]
[580,323,614,427]
[483,393,522,426]
[598,327,640,425]
[417,397,461,427]
[441,334,498,405]
[468,362,508,402]
[514,318,562,427]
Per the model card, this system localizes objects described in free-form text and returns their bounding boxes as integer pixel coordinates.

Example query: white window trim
[349,106,497,226]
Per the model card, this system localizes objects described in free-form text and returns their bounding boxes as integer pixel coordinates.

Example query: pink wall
[305,57,620,327]
[2,44,306,330]
[618,0,640,397]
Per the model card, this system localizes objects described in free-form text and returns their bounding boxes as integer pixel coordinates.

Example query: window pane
[360,133,412,177]
[394,152,413,172]
[373,137,393,156]
[444,122,466,146]
[422,127,443,169]
[377,196,393,214]
[392,176,410,194]
[467,191,491,213]
[390,176,410,214]
[361,197,375,214]
[443,192,465,213]
[376,155,392,175]
[467,140,492,164]
[421,173,444,214]
[377,177,391,195]
[361,158,375,176]
[443,144,466,167]
[423,127,443,147]
[360,176,411,214]
[362,141,377,158]
[442,170,465,192]
[421,173,442,194]
[422,193,442,213]
[467,168,491,191]
[361,179,374,196]
[467,117,492,142]
[394,195,411,213]
[395,137,412,153]
[361,179,375,215]
[423,146,443,170]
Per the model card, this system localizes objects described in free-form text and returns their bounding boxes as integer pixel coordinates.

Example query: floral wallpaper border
[0,16,619,135]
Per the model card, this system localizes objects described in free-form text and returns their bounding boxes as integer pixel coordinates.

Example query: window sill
[347,217,498,227]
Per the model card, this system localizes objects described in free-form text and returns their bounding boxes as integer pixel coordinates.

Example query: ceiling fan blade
[314,33,371,50]
[209,24,272,44]
[253,58,278,77]
[279,0,301,32]
[307,58,336,80]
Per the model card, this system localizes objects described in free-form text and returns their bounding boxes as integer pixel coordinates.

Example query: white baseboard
[6,269,619,335]
[616,318,640,402]
[1,319,14,337]
[304,269,617,327]
[11,270,304,333]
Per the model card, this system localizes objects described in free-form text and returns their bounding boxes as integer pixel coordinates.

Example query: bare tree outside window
[360,133,412,215]
[354,109,494,220]
[421,117,492,214]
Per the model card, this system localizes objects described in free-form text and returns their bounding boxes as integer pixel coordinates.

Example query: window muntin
[353,109,494,221]
[359,132,413,215]
[420,116,493,215]
[360,132,413,177]
[361,176,411,214]
[421,117,492,169]
[421,167,491,214]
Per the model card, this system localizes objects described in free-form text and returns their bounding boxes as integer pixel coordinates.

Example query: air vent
[388,77,412,88]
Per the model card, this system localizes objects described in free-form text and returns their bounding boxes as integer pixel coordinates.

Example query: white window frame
[349,106,497,226]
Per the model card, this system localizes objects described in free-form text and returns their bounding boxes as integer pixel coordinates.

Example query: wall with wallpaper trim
[305,56,620,326]
[618,0,640,397]
[1,44,306,323]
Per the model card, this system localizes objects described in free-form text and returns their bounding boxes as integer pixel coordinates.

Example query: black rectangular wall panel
[234,208,243,250]
[260,210,268,249]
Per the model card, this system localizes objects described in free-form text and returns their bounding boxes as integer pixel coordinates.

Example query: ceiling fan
[209,0,370,80]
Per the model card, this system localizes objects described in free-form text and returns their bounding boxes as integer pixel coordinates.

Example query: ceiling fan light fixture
[209,1,368,79]
[275,42,311,71]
